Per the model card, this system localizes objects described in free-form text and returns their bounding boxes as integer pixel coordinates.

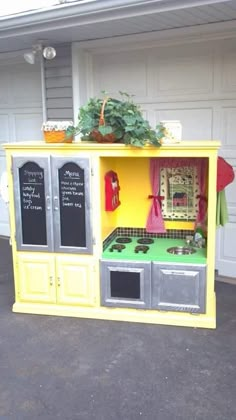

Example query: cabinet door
[56,256,96,306]
[12,156,53,251]
[152,263,206,313]
[100,259,151,309]
[17,254,56,303]
[51,157,92,254]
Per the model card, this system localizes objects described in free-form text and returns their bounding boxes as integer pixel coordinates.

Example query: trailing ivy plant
[67,92,164,147]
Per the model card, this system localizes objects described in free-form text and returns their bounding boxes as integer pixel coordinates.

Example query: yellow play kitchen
[4,138,221,329]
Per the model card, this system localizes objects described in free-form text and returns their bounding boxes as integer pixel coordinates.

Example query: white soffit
[0,1,236,53]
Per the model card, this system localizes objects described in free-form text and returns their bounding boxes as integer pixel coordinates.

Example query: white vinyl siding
[45,44,73,121]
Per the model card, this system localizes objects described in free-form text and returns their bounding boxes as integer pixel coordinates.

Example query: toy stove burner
[109,244,126,253]
[115,237,132,244]
[137,238,154,245]
[135,245,149,254]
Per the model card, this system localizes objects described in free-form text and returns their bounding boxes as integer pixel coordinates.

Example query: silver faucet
[185,234,206,248]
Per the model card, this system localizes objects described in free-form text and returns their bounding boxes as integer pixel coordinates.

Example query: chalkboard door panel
[51,157,92,254]
[13,156,54,251]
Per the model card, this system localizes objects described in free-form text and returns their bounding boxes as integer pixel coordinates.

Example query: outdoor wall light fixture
[23,43,56,64]
[23,51,36,64]
[43,46,57,60]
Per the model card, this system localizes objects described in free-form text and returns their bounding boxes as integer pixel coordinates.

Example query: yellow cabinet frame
[5,141,220,328]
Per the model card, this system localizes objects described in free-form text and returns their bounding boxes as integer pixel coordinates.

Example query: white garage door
[81,37,236,278]
[0,59,43,237]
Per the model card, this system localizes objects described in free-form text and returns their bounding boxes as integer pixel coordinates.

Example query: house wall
[45,44,73,121]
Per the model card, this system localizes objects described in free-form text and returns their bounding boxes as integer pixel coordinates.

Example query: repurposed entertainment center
[4,140,220,328]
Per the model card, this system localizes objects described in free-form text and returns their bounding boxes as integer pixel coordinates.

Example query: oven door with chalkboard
[12,156,53,251]
[100,260,151,309]
[51,157,92,254]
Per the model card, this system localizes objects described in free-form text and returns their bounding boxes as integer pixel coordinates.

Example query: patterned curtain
[146,158,207,233]
[146,158,166,233]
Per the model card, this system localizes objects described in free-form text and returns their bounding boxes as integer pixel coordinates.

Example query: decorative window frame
[146,157,207,234]
[160,166,200,221]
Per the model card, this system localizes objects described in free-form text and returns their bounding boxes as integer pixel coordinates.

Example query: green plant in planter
[68,92,164,147]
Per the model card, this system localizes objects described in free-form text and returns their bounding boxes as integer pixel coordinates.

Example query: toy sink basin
[167,246,196,255]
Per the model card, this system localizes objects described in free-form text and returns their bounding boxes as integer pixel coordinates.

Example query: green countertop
[102,237,206,264]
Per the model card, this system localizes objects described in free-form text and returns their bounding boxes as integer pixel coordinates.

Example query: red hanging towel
[217,157,235,192]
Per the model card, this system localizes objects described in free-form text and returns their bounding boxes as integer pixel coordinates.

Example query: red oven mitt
[217,157,235,192]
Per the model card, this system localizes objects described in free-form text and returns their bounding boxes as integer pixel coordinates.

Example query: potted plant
[67,92,164,147]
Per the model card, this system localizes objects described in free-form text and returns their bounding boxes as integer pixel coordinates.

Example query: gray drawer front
[100,259,151,309]
[152,263,206,313]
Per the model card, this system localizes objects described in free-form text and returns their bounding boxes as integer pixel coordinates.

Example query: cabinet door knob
[54,196,59,211]
[57,277,61,287]
[49,276,53,286]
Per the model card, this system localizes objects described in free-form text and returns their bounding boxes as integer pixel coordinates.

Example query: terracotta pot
[90,129,117,143]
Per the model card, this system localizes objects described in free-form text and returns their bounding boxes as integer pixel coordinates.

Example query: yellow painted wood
[114,157,150,227]
[100,157,118,238]
[17,254,56,303]
[4,140,220,153]
[5,140,220,329]
[16,253,97,307]
[56,255,97,306]
[12,299,216,329]
[165,221,194,230]
[205,151,218,311]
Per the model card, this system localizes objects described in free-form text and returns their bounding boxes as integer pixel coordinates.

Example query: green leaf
[98,125,113,136]
[124,125,136,132]
[113,128,124,139]
[123,115,137,125]
[65,126,75,137]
